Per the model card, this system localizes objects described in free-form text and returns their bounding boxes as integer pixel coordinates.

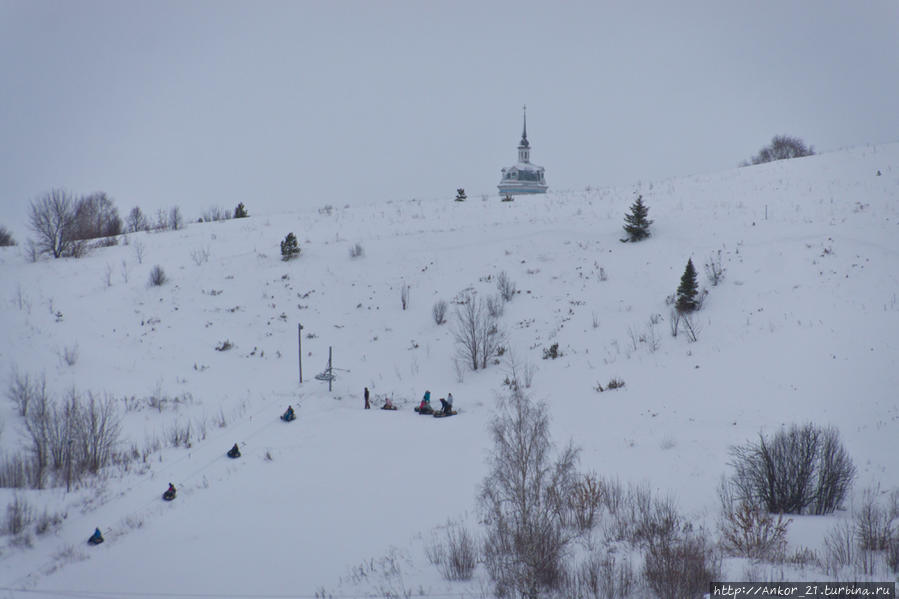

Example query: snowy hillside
[1,144,898,596]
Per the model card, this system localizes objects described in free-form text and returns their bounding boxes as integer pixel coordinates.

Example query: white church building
[498,106,548,196]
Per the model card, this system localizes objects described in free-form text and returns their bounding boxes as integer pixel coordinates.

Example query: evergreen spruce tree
[280,232,300,261]
[623,194,652,241]
[676,258,699,313]
[234,202,248,218]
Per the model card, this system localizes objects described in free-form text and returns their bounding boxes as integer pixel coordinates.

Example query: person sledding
[162,483,176,501]
[88,527,104,545]
[381,396,397,410]
[414,390,433,414]
[438,392,455,416]
[281,405,296,422]
[227,443,241,458]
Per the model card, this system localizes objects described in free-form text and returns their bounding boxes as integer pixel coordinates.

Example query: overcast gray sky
[2,1,897,238]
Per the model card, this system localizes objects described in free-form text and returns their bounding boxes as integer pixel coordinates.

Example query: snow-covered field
[1,144,897,596]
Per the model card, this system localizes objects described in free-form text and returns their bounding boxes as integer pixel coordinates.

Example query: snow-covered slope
[1,143,897,595]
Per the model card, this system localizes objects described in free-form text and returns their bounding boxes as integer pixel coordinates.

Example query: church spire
[520,105,530,149]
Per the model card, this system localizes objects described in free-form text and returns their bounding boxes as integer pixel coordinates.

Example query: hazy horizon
[2,0,897,240]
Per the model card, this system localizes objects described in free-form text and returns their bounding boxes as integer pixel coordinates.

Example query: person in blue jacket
[88,527,104,545]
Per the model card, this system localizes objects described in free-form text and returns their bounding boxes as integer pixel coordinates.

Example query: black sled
[281,410,296,422]
[433,409,458,418]
[414,405,434,415]
[162,488,176,501]
[88,528,104,545]
[227,444,241,458]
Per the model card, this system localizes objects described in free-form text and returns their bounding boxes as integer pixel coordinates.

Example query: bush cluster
[727,423,855,515]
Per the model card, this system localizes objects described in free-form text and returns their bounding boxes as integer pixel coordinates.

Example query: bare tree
[168,206,184,231]
[480,386,580,598]
[126,206,148,233]
[71,192,122,241]
[453,293,503,370]
[28,189,75,258]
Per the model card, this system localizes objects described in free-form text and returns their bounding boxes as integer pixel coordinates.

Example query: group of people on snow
[416,390,454,416]
[87,388,456,546]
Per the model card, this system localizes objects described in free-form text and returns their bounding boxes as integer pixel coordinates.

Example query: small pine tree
[623,194,652,241]
[455,188,467,202]
[676,258,699,313]
[234,202,248,218]
[280,232,300,261]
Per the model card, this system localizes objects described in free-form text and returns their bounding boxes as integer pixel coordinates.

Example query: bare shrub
[103,262,113,287]
[503,351,536,391]
[568,472,604,532]
[215,340,233,351]
[201,206,230,222]
[349,242,364,258]
[432,299,447,325]
[633,492,683,548]
[496,270,517,302]
[24,387,121,489]
[888,533,899,574]
[400,283,409,310]
[855,486,898,552]
[190,247,210,266]
[7,369,46,418]
[642,533,720,599]
[605,483,682,547]
[166,421,192,448]
[542,343,561,360]
[148,265,167,287]
[569,553,635,599]
[822,519,856,575]
[61,343,79,366]
[214,408,228,428]
[453,293,504,371]
[705,249,726,286]
[728,423,855,515]
[682,313,700,342]
[34,509,65,535]
[480,386,580,598]
[0,452,37,488]
[133,239,146,264]
[719,501,790,560]
[4,494,34,535]
[426,519,478,581]
[486,294,504,318]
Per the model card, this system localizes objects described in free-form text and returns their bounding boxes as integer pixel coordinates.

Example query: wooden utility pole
[298,323,303,383]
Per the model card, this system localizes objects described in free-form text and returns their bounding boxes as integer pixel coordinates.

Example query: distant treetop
[744,135,814,166]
